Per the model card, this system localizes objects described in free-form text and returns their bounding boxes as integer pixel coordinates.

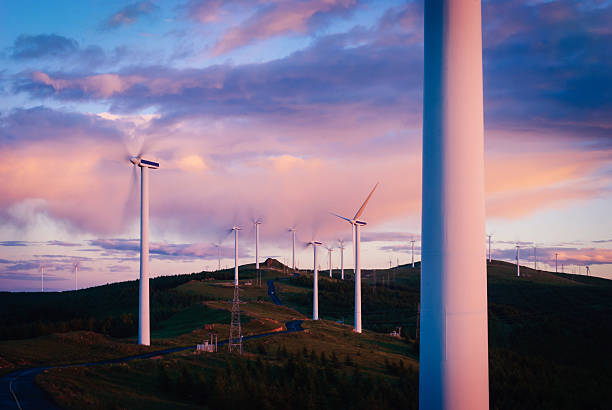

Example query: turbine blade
[353,182,379,220]
[120,165,139,230]
[329,212,352,222]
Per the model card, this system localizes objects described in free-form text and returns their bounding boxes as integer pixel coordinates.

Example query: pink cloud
[210,0,358,56]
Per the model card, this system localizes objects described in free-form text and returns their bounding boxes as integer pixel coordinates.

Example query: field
[1,258,611,409]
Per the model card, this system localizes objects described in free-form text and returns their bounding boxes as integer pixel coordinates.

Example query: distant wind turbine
[40,264,45,292]
[289,228,296,270]
[325,245,334,278]
[73,261,79,291]
[214,243,221,271]
[555,252,558,273]
[232,226,241,285]
[308,241,322,320]
[331,182,379,334]
[129,155,159,346]
[487,234,492,263]
[411,239,416,268]
[338,239,345,280]
[254,220,262,270]
[533,244,537,270]
[516,245,521,277]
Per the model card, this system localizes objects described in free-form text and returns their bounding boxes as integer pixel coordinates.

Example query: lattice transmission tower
[228,284,243,354]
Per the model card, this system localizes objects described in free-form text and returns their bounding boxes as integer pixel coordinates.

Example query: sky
[0,0,611,291]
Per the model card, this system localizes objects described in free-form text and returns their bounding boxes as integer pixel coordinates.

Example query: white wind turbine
[254,220,262,270]
[73,261,80,291]
[338,239,345,280]
[128,155,159,346]
[331,182,379,334]
[308,240,323,320]
[411,239,416,268]
[325,245,334,277]
[39,263,45,292]
[231,226,241,285]
[516,245,521,277]
[288,228,296,270]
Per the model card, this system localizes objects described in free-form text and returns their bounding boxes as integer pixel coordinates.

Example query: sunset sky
[1,0,611,291]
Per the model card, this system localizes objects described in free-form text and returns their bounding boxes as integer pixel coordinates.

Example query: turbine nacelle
[232,226,242,231]
[308,241,322,247]
[130,156,160,169]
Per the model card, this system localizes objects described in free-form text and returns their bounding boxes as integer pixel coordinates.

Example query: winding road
[1,281,301,409]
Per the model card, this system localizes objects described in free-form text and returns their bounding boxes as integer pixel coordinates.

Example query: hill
[1,259,611,409]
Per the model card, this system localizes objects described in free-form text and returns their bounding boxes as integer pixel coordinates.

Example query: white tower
[289,228,296,270]
[516,245,521,277]
[339,240,345,280]
[555,252,558,273]
[254,221,261,270]
[327,246,333,277]
[332,183,378,334]
[73,262,79,291]
[411,240,416,268]
[40,264,44,292]
[488,235,492,263]
[419,1,489,408]
[534,245,537,270]
[232,226,241,286]
[309,241,322,320]
[130,156,159,347]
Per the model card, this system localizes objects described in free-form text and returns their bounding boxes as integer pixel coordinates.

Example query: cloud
[0,241,28,246]
[493,246,612,266]
[89,238,242,260]
[210,0,359,56]
[10,34,79,60]
[102,1,158,29]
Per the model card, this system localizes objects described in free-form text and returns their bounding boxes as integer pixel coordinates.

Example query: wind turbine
[586,265,590,276]
[420,1,489,407]
[338,239,345,280]
[40,263,45,292]
[129,155,159,346]
[534,244,537,270]
[308,241,322,320]
[214,243,221,271]
[516,245,521,277]
[288,228,297,271]
[73,261,79,291]
[254,220,262,270]
[555,252,558,273]
[487,234,492,263]
[232,226,241,286]
[411,239,416,268]
[331,182,379,334]
[325,245,334,278]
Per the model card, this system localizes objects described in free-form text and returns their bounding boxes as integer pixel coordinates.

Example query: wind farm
[1,1,611,410]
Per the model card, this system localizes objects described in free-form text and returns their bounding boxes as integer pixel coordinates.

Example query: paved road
[267,279,282,305]
[0,320,303,410]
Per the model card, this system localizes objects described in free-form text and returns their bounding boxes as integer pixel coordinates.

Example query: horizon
[1,0,611,291]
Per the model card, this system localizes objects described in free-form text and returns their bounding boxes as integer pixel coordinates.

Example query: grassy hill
[1,259,611,409]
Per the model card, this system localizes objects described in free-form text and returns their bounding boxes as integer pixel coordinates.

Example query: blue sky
[0,0,611,291]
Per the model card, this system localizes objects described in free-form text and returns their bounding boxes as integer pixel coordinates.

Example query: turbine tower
[555,252,558,273]
[129,156,159,346]
[40,264,44,292]
[411,239,416,268]
[331,182,379,334]
[214,243,221,271]
[420,0,489,408]
[289,228,296,270]
[308,241,322,320]
[232,226,241,286]
[73,262,79,291]
[326,246,334,278]
[338,239,345,280]
[516,245,521,277]
[488,234,492,263]
[254,220,261,270]
[534,244,537,270]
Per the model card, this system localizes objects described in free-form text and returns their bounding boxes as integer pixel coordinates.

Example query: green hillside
[1,259,611,409]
